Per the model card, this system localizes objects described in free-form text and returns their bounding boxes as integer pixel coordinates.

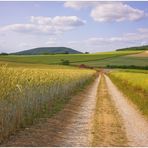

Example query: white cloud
[0,16,86,35]
[64,1,97,9]
[64,1,146,22]
[67,27,148,49]
[90,27,148,46]
[85,37,125,46]
[91,2,145,22]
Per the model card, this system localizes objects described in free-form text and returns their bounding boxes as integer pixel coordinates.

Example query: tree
[60,59,70,65]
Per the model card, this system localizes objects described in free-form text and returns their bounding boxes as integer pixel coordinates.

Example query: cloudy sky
[0,1,148,53]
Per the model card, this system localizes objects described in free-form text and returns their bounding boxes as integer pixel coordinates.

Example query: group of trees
[0,52,9,55]
[42,51,89,55]
[106,65,148,70]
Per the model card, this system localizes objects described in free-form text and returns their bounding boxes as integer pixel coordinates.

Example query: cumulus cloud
[0,16,86,35]
[64,1,146,22]
[91,2,145,22]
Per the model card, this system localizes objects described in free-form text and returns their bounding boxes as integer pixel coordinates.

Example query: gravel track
[105,75,148,146]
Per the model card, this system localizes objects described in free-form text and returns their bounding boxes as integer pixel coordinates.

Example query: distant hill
[116,45,148,51]
[12,47,82,55]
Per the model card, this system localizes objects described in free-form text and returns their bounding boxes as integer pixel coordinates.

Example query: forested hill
[12,47,82,55]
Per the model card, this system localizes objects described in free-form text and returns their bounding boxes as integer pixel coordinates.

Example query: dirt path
[105,75,148,146]
[91,75,128,146]
[1,77,100,147]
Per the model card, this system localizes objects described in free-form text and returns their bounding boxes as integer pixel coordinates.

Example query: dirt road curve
[1,77,100,147]
[105,75,148,147]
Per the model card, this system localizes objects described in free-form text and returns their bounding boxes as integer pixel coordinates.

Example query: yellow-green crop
[109,71,148,117]
[0,65,95,143]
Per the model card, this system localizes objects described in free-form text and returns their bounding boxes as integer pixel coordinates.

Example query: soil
[127,51,148,57]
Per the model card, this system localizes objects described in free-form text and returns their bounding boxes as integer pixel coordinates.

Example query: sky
[0,1,148,53]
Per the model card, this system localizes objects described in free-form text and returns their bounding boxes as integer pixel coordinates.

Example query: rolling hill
[116,45,148,51]
[11,47,82,55]
[0,50,143,67]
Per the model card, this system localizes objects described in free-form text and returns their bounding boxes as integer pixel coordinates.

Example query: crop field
[0,50,141,66]
[119,69,148,74]
[75,56,148,67]
[1,1,148,146]
[127,51,148,57]
[0,65,95,143]
[108,71,148,117]
[0,61,77,69]
[0,51,148,146]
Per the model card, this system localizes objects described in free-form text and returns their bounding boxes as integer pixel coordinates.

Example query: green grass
[75,56,148,67]
[0,61,77,69]
[0,51,141,67]
[109,71,148,117]
[118,69,148,74]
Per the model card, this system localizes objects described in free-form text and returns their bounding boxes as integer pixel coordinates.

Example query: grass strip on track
[91,74,127,146]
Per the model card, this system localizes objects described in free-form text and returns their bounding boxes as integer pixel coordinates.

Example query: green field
[0,61,77,69]
[77,56,148,67]
[0,51,143,67]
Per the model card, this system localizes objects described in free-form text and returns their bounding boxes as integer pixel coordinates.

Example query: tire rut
[105,75,148,146]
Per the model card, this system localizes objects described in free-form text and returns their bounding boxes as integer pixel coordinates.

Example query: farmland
[0,50,142,67]
[74,56,148,67]
[0,50,148,146]
[1,1,148,146]
[0,65,95,143]
[108,71,148,117]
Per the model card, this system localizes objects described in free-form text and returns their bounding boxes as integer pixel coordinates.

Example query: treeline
[0,52,9,55]
[106,65,148,70]
[116,45,148,51]
[32,52,89,55]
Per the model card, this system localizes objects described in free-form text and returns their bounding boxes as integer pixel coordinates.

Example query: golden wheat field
[0,65,95,143]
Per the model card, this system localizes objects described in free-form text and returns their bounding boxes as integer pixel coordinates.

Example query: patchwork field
[74,56,148,67]
[0,50,142,67]
[0,50,148,146]
[1,1,148,146]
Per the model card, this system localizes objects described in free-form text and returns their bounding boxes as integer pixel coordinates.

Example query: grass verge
[108,72,148,118]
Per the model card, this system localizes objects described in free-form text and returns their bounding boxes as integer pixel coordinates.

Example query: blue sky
[0,1,148,53]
